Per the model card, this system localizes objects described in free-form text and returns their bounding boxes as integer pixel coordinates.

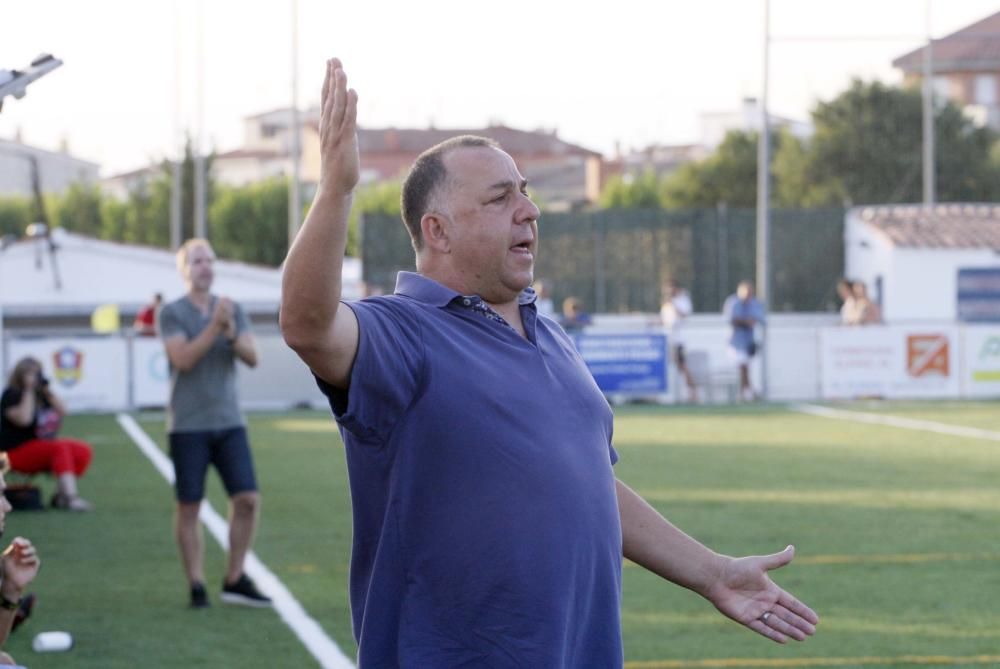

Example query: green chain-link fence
[360,207,845,314]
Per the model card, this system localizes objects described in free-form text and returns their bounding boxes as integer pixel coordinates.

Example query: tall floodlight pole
[756,0,771,398]
[922,0,935,207]
[288,0,303,246]
[193,2,207,239]
[170,0,183,250]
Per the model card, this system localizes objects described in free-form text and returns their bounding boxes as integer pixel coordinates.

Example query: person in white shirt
[532,279,555,319]
[661,279,698,403]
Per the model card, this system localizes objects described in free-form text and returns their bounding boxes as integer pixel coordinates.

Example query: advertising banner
[957,268,1000,322]
[961,326,1000,398]
[574,333,668,394]
[820,326,960,399]
[6,337,128,411]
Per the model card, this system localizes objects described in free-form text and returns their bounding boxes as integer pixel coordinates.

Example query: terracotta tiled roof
[856,203,1000,248]
[893,11,1000,73]
[214,148,285,160]
[301,123,602,158]
[102,165,158,181]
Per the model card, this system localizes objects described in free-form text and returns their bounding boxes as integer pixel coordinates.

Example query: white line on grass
[116,413,354,669]
[792,403,1000,442]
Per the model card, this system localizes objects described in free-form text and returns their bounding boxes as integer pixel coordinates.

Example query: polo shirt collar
[394,271,537,308]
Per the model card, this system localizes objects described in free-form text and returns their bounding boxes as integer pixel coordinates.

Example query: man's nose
[516,192,540,222]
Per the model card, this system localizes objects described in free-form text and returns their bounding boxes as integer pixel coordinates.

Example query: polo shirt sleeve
[316,297,425,445]
[233,302,251,336]
[158,304,183,340]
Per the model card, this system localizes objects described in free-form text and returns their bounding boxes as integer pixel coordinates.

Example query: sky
[3,0,999,176]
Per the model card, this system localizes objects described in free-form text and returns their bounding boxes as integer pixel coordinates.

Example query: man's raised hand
[318,58,360,198]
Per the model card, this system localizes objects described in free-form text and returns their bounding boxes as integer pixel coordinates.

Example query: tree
[351,180,402,256]
[599,170,662,208]
[50,182,104,237]
[660,130,768,208]
[107,137,215,248]
[0,196,33,238]
[799,79,1000,205]
[209,177,290,266]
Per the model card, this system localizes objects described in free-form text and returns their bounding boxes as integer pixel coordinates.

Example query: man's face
[183,244,215,293]
[439,146,541,304]
[738,283,754,300]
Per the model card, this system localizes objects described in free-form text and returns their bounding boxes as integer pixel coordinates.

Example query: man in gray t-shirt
[159,238,271,609]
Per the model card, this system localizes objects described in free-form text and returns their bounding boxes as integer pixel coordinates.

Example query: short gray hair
[400,135,500,250]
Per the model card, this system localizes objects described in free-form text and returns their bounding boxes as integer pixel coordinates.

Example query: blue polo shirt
[723,294,766,353]
[318,272,623,668]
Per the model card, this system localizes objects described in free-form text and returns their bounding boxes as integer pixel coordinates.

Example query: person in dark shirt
[0,358,92,511]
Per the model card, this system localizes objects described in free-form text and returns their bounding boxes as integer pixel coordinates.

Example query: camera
[37,373,49,389]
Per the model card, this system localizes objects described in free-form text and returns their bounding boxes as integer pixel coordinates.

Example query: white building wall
[892,248,1000,322]
[0,140,100,197]
[846,210,1000,323]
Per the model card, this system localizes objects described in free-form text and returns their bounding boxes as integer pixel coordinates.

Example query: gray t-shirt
[159,295,250,433]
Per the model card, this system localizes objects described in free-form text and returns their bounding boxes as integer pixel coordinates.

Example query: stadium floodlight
[0,54,63,112]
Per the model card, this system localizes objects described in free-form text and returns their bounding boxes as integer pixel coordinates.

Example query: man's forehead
[444,145,523,186]
[188,244,214,260]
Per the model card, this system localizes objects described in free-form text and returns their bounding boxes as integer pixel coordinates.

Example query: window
[931,76,951,101]
[974,75,997,106]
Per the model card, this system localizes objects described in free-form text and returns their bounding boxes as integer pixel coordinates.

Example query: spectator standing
[159,239,270,609]
[723,280,766,402]
[661,279,698,403]
[532,279,555,319]
[853,282,883,325]
[836,279,858,325]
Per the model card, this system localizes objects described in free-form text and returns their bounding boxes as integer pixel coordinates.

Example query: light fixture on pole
[756,0,771,399]
[0,54,62,112]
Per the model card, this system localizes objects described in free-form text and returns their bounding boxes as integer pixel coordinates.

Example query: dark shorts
[673,343,687,366]
[169,427,257,503]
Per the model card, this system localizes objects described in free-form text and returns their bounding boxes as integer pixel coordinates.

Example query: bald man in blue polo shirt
[281,59,819,667]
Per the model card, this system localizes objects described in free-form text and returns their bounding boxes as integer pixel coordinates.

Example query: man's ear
[421,213,451,253]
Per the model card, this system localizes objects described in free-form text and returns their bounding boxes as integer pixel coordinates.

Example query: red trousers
[7,438,93,477]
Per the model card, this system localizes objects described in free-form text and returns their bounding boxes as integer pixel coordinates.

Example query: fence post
[717,202,729,308]
[594,213,607,313]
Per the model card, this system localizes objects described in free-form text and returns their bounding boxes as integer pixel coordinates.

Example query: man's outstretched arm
[281,58,361,389]
[616,479,819,644]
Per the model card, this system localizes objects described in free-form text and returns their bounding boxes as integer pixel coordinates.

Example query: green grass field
[2,401,998,668]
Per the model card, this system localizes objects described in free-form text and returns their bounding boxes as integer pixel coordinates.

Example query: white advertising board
[961,326,1000,398]
[6,337,129,411]
[132,337,170,407]
[820,326,960,399]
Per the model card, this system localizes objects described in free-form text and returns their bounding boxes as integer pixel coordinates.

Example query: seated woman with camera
[0,357,93,511]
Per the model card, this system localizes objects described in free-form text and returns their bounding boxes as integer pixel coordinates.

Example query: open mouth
[511,240,533,253]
